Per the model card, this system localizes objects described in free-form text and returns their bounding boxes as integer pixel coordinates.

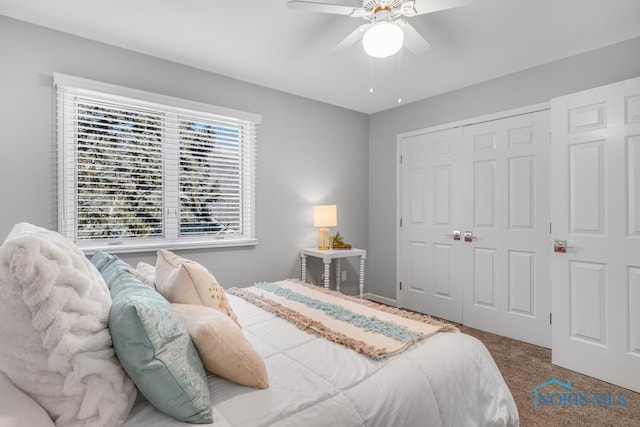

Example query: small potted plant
[331,232,352,249]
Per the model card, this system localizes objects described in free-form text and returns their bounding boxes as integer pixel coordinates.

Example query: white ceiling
[2,0,640,114]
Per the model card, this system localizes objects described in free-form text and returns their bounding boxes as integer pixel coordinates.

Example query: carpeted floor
[458,325,640,426]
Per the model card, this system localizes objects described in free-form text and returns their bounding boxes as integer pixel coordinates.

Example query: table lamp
[313,205,337,250]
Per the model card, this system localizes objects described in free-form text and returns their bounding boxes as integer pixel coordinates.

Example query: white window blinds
[55,73,260,253]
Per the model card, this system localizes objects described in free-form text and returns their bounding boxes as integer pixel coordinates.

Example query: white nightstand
[300,248,366,297]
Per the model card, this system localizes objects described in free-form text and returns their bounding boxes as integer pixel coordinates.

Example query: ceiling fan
[287,0,475,58]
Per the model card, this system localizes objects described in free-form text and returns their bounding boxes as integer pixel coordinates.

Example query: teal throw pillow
[91,252,212,424]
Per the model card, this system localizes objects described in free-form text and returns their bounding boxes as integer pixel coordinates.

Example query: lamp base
[317,227,330,250]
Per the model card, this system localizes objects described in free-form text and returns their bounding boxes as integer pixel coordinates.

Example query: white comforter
[124,294,519,427]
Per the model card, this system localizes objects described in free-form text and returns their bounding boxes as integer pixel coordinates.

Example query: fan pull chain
[397,50,402,104]
[369,56,374,94]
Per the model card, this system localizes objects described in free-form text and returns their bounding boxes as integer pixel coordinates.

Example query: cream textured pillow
[171,304,269,389]
[155,249,240,327]
[134,261,156,288]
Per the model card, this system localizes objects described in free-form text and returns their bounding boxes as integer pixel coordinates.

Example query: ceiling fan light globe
[362,21,404,58]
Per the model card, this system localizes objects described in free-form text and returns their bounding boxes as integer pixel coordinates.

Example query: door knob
[464,231,474,242]
[553,239,575,253]
[445,230,461,240]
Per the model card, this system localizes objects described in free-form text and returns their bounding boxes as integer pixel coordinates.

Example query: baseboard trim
[363,293,397,307]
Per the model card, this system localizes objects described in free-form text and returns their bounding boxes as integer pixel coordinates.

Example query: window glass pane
[179,119,242,236]
[76,99,164,240]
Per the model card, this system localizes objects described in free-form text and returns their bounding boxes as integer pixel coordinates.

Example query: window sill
[78,238,258,255]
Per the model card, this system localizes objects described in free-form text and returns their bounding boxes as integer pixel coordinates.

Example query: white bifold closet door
[550,76,640,393]
[400,128,464,323]
[460,110,551,348]
[399,109,551,348]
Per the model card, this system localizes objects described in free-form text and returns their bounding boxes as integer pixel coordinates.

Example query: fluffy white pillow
[0,223,136,427]
[155,249,240,327]
[171,304,269,389]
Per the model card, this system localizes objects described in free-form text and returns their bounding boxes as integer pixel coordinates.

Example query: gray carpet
[459,325,640,426]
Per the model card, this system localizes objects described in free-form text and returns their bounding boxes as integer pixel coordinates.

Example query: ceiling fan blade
[287,1,358,16]
[398,21,430,55]
[329,23,371,54]
[412,0,477,16]
[399,1,418,17]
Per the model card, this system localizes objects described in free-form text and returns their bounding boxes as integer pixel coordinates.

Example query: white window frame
[55,73,260,253]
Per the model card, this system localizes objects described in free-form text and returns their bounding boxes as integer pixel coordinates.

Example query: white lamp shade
[362,21,404,58]
[313,205,337,227]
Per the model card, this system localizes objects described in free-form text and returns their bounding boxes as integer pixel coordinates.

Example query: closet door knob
[445,230,461,240]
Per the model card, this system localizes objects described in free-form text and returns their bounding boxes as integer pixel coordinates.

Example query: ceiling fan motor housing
[363,0,405,12]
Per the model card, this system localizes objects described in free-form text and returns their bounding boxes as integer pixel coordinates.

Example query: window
[55,74,260,252]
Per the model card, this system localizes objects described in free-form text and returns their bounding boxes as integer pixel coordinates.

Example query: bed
[122,291,518,427]
[0,223,519,427]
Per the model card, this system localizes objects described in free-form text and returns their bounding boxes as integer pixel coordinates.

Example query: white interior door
[551,76,640,393]
[399,128,463,323]
[460,111,551,348]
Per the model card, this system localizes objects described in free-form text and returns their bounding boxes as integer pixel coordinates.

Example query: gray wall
[0,16,369,291]
[368,36,640,300]
[3,15,640,299]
